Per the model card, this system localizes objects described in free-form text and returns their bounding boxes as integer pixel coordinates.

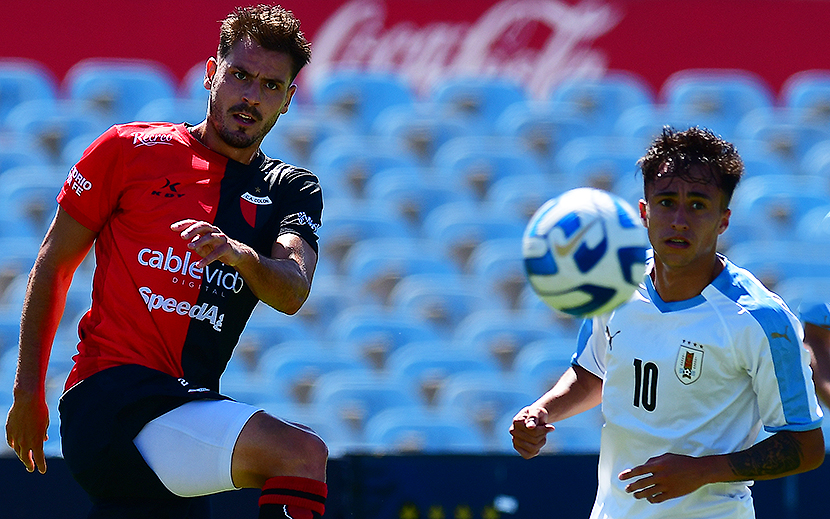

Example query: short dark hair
[639,126,744,206]
[218,5,312,80]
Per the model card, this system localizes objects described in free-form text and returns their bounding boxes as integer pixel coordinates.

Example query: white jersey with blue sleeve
[573,258,823,519]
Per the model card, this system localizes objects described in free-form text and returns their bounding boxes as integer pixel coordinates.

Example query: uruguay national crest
[675,340,704,385]
[240,190,272,228]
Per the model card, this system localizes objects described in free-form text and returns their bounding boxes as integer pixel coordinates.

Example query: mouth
[232,112,258,125]
[664,237,690,249]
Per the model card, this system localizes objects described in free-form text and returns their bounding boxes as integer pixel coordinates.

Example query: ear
[717,208,731,235]
[639,199,648,227]
[203,58,218,90]
[280,84,298,114]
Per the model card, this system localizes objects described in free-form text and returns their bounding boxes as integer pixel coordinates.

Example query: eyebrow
[651,190,715,200]
[232,65,287,87]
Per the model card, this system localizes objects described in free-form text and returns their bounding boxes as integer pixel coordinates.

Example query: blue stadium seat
[0,59,57,127]
[428,76,528,135]
[5,99,109,166]
[433,136,546,199]
[0,139,50,175]
[372,103,471,164]
[421,201,526,270]
[310,70,415,133]
[260,108,350,167]
[464,237,527,310]
[386,340,502,407]
[495,100,594,164]
[512,339,577,396]
[63,58,178,125]
[254,341,369,405]
[613,104,700,144]
[553,136,644,197]
[340,236,459,305]
[435,371,536,447]
[0,166,66,238]
[308,371,422,435]
[726,240,830,290]
[363,166,477,229]
[781,69,830,126]
[309,134,418,198]
[388,272,503,332]
[660,69,775,140]
[317,199,416,272]
[453,308,574,371]
[327,306,442,369]
[485,174,569,223]
[800,140,830,178]
[365,406,487,453]
[729,174,830,242]
[735,107,830,165]
[549,71,655,136]
[795,204,830,243]
[181,61,209,102]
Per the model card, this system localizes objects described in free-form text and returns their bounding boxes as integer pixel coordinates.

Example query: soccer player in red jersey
[6,6,328,518]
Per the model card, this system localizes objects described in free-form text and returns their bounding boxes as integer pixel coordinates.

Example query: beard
[209,101,279,150]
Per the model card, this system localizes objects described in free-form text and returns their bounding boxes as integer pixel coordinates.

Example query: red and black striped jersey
[58,122,322,391]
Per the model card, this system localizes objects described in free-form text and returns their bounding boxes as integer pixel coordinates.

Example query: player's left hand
[172,219,251,268]
[619,453,710,503]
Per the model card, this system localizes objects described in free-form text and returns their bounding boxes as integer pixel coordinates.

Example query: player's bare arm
[5,208,96,474]
[511,365,602,459]
[619,427,825,504]
[803,322,830,406]
[171,219,316,314]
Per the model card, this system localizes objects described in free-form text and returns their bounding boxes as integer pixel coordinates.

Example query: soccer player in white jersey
[510,127,824,519]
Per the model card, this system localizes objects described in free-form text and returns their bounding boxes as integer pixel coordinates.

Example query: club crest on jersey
[240,191,272,228]
[675,340,704,385]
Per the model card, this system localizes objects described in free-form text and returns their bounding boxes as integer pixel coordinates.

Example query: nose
[241,82,261,105]
[671,206,689,230]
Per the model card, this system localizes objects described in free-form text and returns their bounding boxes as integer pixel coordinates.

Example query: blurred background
[2,0,830,517]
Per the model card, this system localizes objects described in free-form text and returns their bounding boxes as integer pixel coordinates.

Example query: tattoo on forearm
[728,432,802,479]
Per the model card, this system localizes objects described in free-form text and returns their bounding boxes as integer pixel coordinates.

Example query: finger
[170,219,197,232]
[619,466,649,481]
[33,447,47,474]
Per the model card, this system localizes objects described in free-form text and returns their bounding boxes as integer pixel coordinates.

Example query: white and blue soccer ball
[522,187,649,317]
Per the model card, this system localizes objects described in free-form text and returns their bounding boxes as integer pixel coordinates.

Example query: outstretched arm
[5,208,96,474]
[172,220,317,315]
[510,364,603,459]
[620,427,825,503]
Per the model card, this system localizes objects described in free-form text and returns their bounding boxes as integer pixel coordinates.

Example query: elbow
[800,428,826,473]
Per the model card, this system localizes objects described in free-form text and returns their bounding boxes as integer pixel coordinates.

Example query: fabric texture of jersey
[573,258,823,519]
[57,122,322,391]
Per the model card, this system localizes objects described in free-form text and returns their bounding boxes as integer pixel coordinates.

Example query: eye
[233,71,247,81]
[265,81,280,91]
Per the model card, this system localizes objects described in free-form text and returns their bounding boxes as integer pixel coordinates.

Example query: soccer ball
[522,187,649,317]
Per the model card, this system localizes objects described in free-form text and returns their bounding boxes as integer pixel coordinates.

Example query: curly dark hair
[218,5,311,80]
[639,126,744,206]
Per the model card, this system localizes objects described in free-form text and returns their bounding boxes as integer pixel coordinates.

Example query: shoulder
[260,156,322,196]
[713,259,800,343]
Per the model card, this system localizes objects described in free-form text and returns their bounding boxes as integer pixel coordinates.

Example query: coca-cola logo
[306,0,622,98]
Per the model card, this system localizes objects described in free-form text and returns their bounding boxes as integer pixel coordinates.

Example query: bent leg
[231,411,329,518]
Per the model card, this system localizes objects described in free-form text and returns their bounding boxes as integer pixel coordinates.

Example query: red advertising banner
[3,0,830,100]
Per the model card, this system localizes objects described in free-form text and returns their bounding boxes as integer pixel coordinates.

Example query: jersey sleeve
[572,317,608,379]
[740,307,823,433]
[57,125,125,232]
[274,167,323,254]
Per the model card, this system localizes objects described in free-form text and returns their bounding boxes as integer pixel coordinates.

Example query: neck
[189,120,258,165]
[651,255,725,302]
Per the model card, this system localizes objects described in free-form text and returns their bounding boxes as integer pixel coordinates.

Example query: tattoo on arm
[727,431,802,479]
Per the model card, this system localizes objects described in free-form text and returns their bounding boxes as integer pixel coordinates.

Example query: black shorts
[59,364,228,518]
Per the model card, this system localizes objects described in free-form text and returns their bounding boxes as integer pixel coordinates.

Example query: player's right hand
[509,405,555,459]
[5,390,49,474]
